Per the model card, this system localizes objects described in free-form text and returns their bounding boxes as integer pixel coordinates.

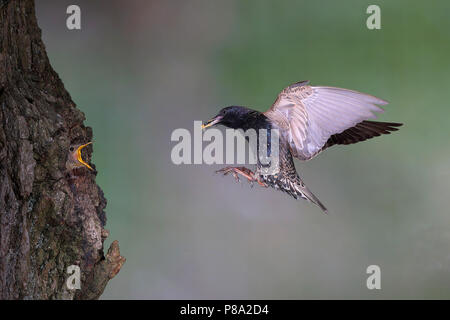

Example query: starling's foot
[215,167,267,187]
[216,166,243,183]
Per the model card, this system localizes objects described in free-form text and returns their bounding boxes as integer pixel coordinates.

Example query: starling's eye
[69,146,74,152]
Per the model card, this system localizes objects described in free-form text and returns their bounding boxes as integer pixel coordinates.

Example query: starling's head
[66,142,94,171]
[202,106,253,130]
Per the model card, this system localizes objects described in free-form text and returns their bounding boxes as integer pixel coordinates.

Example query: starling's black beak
[201,116,223,130]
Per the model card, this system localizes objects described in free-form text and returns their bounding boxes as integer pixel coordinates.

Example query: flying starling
[202,81,402,213]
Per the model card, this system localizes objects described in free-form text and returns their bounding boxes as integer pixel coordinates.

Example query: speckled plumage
[202,81,402,212]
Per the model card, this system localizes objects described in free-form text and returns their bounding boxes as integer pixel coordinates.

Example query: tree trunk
[0,0,124,299]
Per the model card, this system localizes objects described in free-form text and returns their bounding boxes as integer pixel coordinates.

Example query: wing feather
[264,81,394,160]
[321,121,402,151]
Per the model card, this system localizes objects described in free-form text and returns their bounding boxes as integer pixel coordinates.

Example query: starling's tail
[295,182,328,213]
[263,174,328,213]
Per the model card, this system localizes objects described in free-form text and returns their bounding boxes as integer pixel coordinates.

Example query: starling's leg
[215,167,267,187]
[234,167,267,187]
[255,177,267,187]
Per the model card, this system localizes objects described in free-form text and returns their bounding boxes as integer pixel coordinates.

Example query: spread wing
[322,120,402,151]
[264,81,392,160]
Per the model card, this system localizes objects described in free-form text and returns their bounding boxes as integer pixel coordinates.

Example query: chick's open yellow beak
[76,142,94,171]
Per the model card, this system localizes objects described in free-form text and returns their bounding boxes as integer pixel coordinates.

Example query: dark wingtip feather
[387,122,403,127]
[322,120,403,151]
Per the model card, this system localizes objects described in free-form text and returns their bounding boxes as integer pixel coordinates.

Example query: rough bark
[0,0,125,299]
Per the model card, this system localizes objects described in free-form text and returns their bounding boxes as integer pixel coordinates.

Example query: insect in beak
[201,116,222,130]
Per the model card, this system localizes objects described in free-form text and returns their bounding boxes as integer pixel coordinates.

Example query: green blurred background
[36,0,450,299]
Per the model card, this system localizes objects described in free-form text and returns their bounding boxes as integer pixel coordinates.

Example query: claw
[257,179,267,187]
[215,166,265,187]
[215,167,231,176]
